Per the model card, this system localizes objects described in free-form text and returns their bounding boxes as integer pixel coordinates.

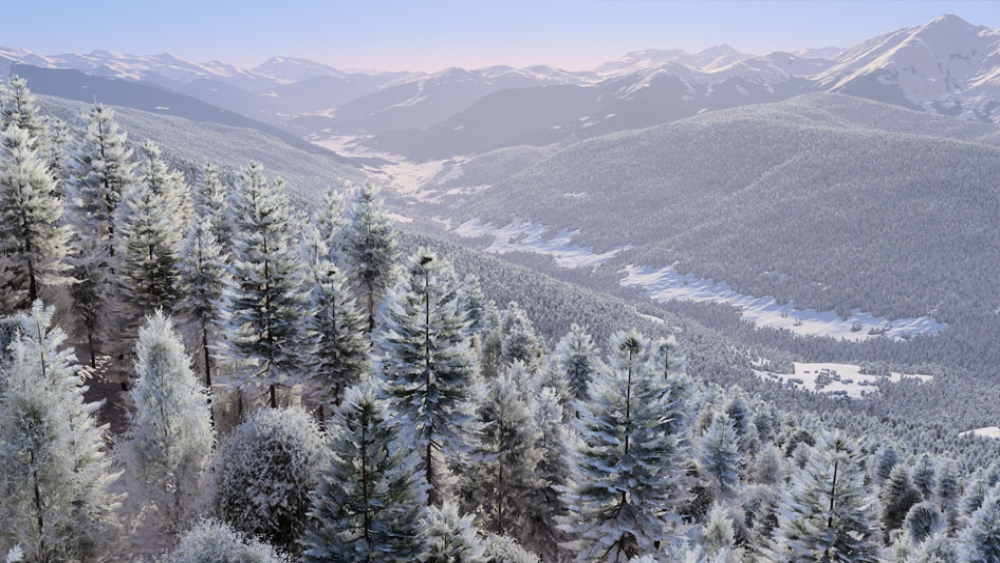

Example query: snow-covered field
[752,362,933,398]
[453,218,628,269]
[621,265,947,342]
[959,426,1000,440]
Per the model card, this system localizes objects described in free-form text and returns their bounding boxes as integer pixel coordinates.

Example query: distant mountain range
[2,13,999,162]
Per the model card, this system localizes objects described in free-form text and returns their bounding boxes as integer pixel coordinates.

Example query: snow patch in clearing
[960,427,1000,440]
[752,362,933,399]
[453,218,628,269]
[621,265,947,342]
[386,212,412,223]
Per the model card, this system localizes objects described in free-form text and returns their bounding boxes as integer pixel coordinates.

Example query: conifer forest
[4,11,1000,561]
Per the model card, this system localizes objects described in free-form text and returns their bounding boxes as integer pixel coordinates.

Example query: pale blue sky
[8,1,1000,71]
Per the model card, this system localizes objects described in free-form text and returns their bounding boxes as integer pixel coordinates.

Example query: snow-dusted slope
[818,14,1000,121]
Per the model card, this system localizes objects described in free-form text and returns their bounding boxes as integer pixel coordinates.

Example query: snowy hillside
[819,14,1000,121]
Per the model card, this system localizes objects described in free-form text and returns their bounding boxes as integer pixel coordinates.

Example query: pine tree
[178,214,228,387]
[936,458,960,528]
[553,323,601,403]
[698,412,743,501]
[223,161,310,408]
[462,363,543,536]
[193,164,231,255]
[562,329,688,562]
[40,115,71,182]
[164,519,289,563]
[460,275,487,340]
[376,249,478,506]
[341,182,396,331]
[65,103,136,366]
[702,504,741,562]
[314,185,347,262]
[480,302,504,379]
[216,406,325,551]
[521,387,573,562]
[421,502,486,563]
[882,465,923,538]
[0,77,45,144]
[910,455,937,500]
[118,311,214,533]
[0,302,122,562]
[874,447,901,486]
[765,432,879,563]
[906,533,958,563]
[307,261,368,406]
[0,124,70,311]
[482,535,540,563]
[499,302,540,371]
[903,501,944,544]
[961,484,1000,563]
[116,143,184,340]
[301,381,424,563]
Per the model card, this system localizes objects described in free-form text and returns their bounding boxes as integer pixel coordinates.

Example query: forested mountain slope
[5,74,1000,562]
[36,94,368,201]
[437,93,1000,328]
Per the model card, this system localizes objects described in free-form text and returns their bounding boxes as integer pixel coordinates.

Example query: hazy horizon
[9,0,1000,73]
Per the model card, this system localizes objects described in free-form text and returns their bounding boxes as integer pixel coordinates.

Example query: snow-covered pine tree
[499,302,541,371]
[648,335,694,436]
[480,301,504,379]
[341,182,396,331]
[296,208,367,409]
[906,532,959,563]
[482,535,540,563]
[553,323,602,403]
[0,124,70,311]
[65,103,136,365]
[459,275,487,341]
[376,249,477,506]
[40,115,71,182]
[461,363,543,536]
[562,329,688,562]
[882,464,924,537]
[421,502,486,563]
[937,458,960,528]
[702,503,741,563]
[0,302,122,562]
[698,412,744,502]
[521,387,573,562]
[306,260,368,407]
[903,501,945,545]
[178,214,228,387]
[118,311,213,533]
[301,381,424,563]
[961,483,1000,563]
[215,406,325,551]
[193,164,231,254]
[314,184,346,262]
[911,455,937,500]
[116,143,185,342]
[164,519,289,563]
[765,432,879,563]
[0,77,44,145]
[223,161,311,408]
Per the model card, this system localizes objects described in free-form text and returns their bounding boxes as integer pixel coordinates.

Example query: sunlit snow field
[752,362,933,399]
[622,266,947,342]
[453,218,629,268]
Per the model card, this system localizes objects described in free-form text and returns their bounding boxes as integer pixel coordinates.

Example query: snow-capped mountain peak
[818,12,1000,121]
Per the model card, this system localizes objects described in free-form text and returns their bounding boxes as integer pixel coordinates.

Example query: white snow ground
[453,218,628,268]
[959,427,1000,440]
[621,265,946,342]
[752,362,933,398]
